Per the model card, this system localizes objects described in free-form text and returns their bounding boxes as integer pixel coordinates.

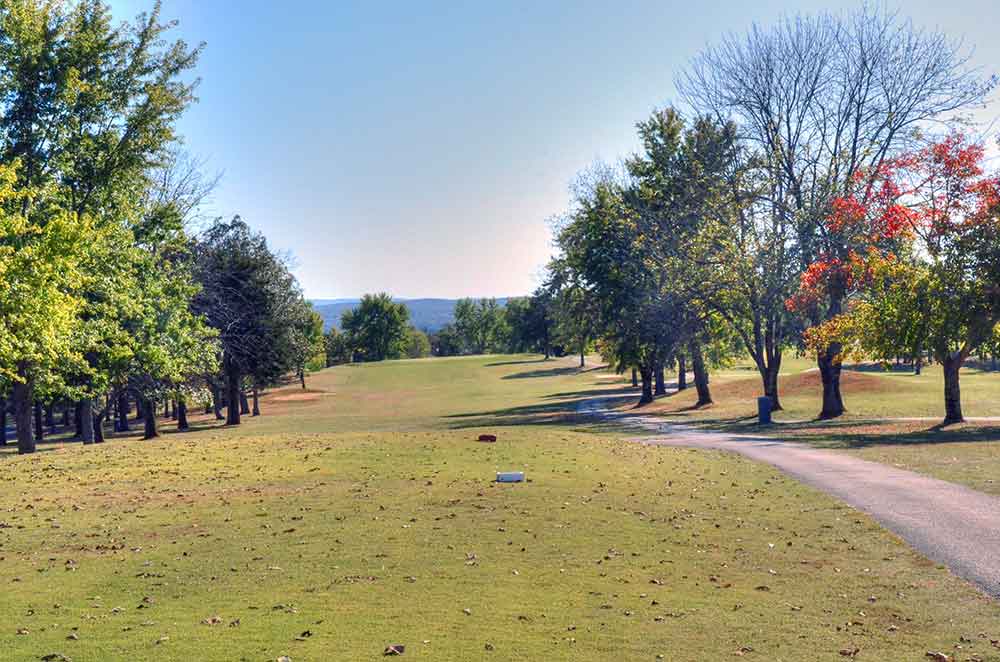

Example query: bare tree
[145,146,223,229]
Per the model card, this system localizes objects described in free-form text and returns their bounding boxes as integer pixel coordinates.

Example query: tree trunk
[44,403,55,434]
[690,341,712,407]
[817,344,845,419]
[143,398,160,439]
[579,349,585,368]
[0,399,6,446]
[93,409,106,443]
[117,392,130,432]
[13,373,35,454]
[170,400,178,420]
[943,352,964,424]
[239,390,250,415]
[914,353,923,375]
[654,363,666,396]
[677,356,687,390]
[212,385,225,420]
[252,386,260,416]
[631,367,638,388]
[134,397,143,421]
[163,400,170,418]
[80,400,95,445]
[638,365,654,405]
[177,398,189,431]
[33,402,44,442]
[74,401,83,438]
[299,369,306,389]
[226,367,242,426]
[762,360,782,412]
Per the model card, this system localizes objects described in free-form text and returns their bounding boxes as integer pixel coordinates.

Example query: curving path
[580,395,1000,599]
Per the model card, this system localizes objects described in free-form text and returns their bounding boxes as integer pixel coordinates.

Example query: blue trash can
[757,396,772,424]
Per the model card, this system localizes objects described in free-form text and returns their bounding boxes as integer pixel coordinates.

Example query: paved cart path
[580,395,1000,598]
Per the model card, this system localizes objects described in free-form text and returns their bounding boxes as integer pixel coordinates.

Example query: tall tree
[0,169,91,453]
[194,217,308,425]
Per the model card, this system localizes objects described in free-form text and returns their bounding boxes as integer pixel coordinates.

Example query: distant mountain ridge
[311,297,511,333]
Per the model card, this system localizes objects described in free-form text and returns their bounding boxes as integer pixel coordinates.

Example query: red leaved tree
[790,135,1000,421]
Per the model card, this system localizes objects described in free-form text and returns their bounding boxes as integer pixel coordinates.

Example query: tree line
[0,1,325,454]
[536,7,999,423]
[322,292,590,365]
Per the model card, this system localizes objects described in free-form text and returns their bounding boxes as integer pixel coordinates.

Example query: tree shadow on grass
[501,365,609,380]
[540,386,637,400]
[0,416,233,460]
[711,417,1000,449]
[798,423,1000,449]
[443,386,637,431]
[484,358,549,367]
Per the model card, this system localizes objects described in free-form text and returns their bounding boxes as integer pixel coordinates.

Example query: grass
[614,356,1000,495]
[1,355,999,660]
[621,356,1000,424]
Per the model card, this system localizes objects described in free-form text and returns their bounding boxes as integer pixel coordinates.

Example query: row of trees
[538,7,999,422]
[0,0,323,454]
[320,292,587,365]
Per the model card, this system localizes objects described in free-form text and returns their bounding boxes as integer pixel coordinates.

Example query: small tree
[324,327,351,366]
[404,327,431,358]
[453,298,508,354]
[505,291,555,358]
[341,293,409,362]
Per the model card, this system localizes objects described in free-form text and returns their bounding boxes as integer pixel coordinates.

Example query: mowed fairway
[2,356,1000,661]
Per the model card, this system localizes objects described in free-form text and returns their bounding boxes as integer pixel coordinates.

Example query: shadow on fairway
[695,416,1000,449]
[484,358,549,367]
[1,417,231,459]
[783,421,1000,449]
[443,385,638,430]
[502,365,606,380]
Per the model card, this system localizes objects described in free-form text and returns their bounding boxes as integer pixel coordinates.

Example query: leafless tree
[145,146,223,229]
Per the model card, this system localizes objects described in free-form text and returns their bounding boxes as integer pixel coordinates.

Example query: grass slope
[1,355,999,661]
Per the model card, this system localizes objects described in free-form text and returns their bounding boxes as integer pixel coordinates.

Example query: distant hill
[311,298,511,333]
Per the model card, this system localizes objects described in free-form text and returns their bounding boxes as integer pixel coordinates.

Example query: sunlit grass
[1,355,998,660]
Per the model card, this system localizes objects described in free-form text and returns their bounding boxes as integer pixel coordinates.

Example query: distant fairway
[2,355,999,661]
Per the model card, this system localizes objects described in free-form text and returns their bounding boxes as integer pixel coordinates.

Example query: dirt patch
[271,391,331,403]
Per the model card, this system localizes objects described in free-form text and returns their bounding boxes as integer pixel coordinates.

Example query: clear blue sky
[108,0,999,299]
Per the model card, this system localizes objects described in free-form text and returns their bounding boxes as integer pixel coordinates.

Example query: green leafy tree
[341,293,410,362]
[404,327,431,359]
[324,327,351,366]
[504,290,555,357]
[429,325,463,357]
[453,298,509,354]
[0,169,92,453]
[194,217,309,425]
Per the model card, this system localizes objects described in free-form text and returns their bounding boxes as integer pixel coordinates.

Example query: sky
[107,0,1000,299]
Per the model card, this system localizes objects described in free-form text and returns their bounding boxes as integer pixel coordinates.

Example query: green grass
[1,355,999,661]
